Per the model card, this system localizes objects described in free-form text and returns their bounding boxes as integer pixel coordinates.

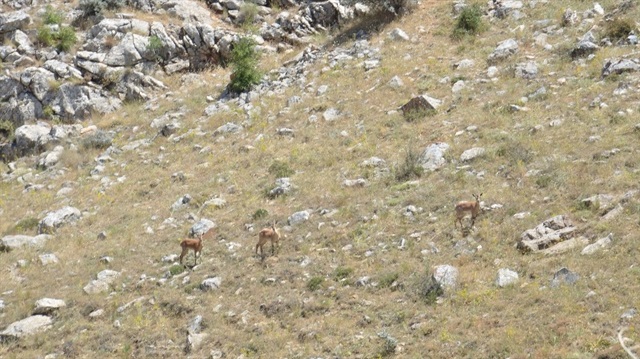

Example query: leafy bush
[268,160,294,178]
[333,267,353,281]
[252,208,269,221]
[169,264,185,276]
[453,4,484,39]
[394,147,423,182]
[496,141,532,165]
[12,217,40,233]
[79,0,125,18]
[307,277,324,291]
[43,5,64,25]
[0,119,15,141]
[37,26,55,47]
[37,26,77,52]
[414,273,443,305]
[378,272,399,289]
[229,37,262,93]
[147,35,163,62]
[605,17,635,41]
[56,26,77,52]
[239,2,259,28]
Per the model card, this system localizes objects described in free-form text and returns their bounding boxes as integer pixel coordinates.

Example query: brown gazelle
[255,221,281,258]
[454,193,483,229]
[179,235,203,266]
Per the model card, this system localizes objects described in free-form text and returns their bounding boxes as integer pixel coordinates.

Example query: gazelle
[454,193,483,229]
[255,221,281,258]
[179,235,203,266]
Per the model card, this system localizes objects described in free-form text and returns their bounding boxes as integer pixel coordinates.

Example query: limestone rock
[33,298,66,315]
[0,315,52,341]
[38,206,82,234]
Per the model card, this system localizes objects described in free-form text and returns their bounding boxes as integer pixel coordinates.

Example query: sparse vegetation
[79,0,125,18]
[43,5,64,25]
[605,17,636,42]
[0,120,15,141]
[268,160,294,178]
[393,147,423,182]
[252,208,269,220]
[307,276,324,291]
[147,35,163,63]
[10,217,39,234]
[36,25,77,52]
[239,2,259,29]
[2,1,640,358]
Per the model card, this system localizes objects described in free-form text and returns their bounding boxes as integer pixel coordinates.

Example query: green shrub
[169,264,185,276]
[307,276,324,291]
[268,160,294,178]
[453,4,483,39]
[402,107,436,122]
[147,35,163,62]
[239,2,259,28]
[12,217,40,233]
[37,26,55,47]
[229,37,262,93]
[56,26,77,52]
[394,147,423,182]
[43,5,64,25]
[333,267,353,281]
[252,208,269,221]
[79,0,124,18]
[414,274,443,305]
[378,272,399,289]
[495,141,532,165]
[605,17,635,41]
[0,119,15,140]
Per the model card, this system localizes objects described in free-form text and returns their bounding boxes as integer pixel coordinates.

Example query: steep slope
[1,0,640,358]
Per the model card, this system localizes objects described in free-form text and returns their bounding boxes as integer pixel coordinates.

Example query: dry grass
[1,0,640,358]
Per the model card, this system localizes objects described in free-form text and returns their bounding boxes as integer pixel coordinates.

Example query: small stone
[495,268,519,287]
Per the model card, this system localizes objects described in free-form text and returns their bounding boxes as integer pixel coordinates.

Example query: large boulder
[401,94,442,116]
[14,123,51,154]
[46,84,122,120]
[302,0,351,28]
[488,38,518,64]
[432,265,458,290]
[38,206,82,234]
[83,270,121,294]
[33,298,66,315]
[419,143,449,171]
[0,315,52,341]
[0,11,31,34]
[19,67,56,102]
[103,33,148,67]
[0,234,53,251]
[517,215,577,253]
[601,58,640,78]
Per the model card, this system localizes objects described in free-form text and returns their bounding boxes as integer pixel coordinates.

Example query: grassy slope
[1,0,640,358]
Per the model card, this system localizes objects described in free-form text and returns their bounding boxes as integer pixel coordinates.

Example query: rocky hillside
[1,0,640,358]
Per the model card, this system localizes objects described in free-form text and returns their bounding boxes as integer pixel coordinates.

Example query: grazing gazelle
[454,193,483,229]
[255,221,281,258]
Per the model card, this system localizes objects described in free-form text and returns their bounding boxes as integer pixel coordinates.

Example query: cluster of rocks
[0,298,65,341]
[0,0,387,164]
[517,214,619,256]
